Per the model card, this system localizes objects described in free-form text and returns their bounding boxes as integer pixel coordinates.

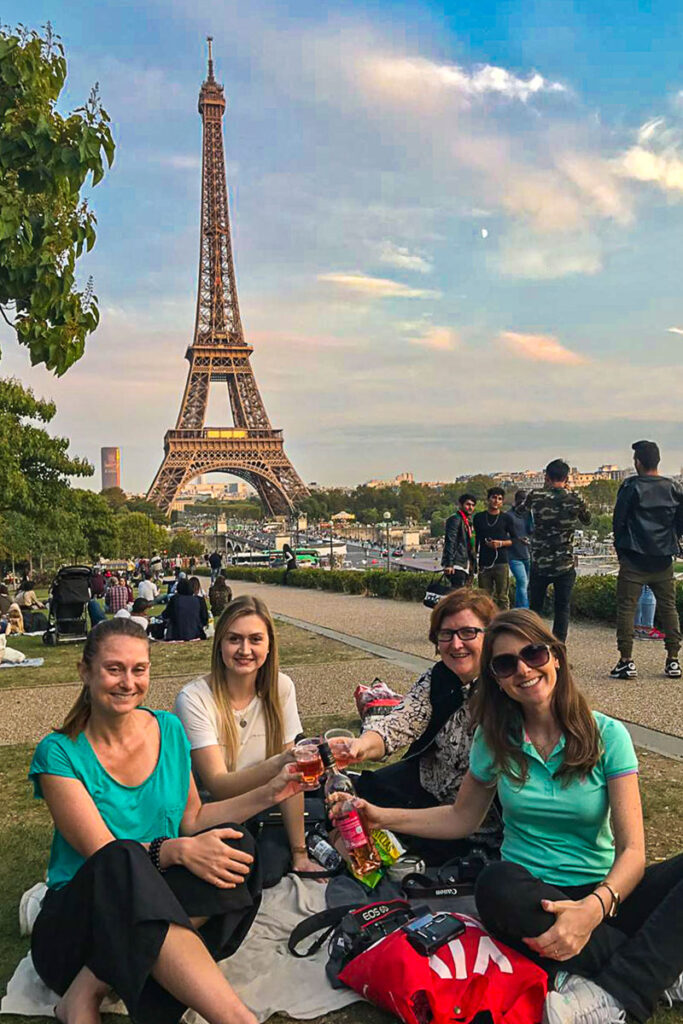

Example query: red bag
[339,911,547,1024]
[354,678,403,722]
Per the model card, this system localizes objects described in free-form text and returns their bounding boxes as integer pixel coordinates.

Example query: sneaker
[663,969,683,1006]
[665,659,682,679]
[543,974,625,1024]
[609,659,637,679]
[642,627,665,641]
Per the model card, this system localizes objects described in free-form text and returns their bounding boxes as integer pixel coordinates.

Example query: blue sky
[3,0,683,491]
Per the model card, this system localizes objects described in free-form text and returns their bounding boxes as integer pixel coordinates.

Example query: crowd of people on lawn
[14,439,683,1024]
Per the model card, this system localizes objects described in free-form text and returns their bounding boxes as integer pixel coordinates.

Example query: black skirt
[31,824,261,1024]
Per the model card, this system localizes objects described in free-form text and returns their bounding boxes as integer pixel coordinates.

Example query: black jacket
[442,512,475,572]
[613,475,683,558]
[162,594,208,641]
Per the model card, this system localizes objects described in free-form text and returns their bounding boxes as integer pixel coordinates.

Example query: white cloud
[317,272,440,299]
[365,56,566,105]
[498,331,589,365]
[617,117,683,194]
[667,327,683,335]
[495,231,603,279]
[157,154,202,170]
[378,242,432,274]
[407,325,459,351]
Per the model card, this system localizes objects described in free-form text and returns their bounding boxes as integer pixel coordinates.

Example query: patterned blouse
[367,664,502,844]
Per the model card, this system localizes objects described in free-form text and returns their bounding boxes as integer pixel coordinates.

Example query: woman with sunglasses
[346,588,502,863]
[349,609,683,1024]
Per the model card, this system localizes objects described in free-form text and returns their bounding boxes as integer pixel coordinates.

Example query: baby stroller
[43,565,92,646]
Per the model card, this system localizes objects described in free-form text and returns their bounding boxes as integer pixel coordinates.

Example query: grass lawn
[1,621,368,691]
[0,743,681,1024]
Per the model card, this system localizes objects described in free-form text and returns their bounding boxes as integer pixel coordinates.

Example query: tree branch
[0,305,15,329]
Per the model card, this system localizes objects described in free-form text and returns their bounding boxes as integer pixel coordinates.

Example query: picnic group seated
[15,594,683,1024]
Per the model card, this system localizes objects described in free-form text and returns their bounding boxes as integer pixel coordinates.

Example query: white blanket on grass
[1,876,361,1022]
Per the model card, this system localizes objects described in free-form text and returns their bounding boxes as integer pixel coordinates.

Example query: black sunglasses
[436,626,484,643]
[490,643,551,679]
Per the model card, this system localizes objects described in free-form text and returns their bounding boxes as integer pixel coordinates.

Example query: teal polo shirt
[30,710,191,890]
[469,711,638,886]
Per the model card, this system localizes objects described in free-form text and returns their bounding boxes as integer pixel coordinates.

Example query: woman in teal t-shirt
[348,610,683,1024]
[28,617,304,1024]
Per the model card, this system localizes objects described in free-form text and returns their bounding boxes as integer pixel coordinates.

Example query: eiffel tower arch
[147,39,309,516]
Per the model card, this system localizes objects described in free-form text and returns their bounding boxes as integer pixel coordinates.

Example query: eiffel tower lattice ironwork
[147,39,309,516]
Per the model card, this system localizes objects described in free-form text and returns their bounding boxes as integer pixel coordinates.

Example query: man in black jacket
[442,493,477,588]
[610,440,683,680]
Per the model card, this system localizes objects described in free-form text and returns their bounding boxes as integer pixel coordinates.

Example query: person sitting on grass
[162,578,208,642]
[174,595,324,884]
[345,588,502,864]
[115,598,153,632]
[344,609,683,1024]
[28,617,305,1024]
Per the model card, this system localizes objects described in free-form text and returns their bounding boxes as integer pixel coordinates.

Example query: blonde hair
[209,595,284,770]
[59,619,150,740]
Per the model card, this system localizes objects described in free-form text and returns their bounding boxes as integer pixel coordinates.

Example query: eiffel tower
[147,40,309,516]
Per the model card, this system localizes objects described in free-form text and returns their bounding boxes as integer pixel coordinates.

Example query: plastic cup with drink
[323,728,354,769]
[293,738,324,789]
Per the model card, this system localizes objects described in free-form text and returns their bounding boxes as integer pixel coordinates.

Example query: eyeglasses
[436,626,484,644]
[490,643,551,679]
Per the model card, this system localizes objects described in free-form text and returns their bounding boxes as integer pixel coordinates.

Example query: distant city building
[101,447,121,490]
[365,472,415,489]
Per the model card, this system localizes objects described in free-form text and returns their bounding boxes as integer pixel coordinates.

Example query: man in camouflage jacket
[523,459,591,642]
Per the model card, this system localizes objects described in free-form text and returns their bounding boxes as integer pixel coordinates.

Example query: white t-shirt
[138,579,158,602]
[174,672,302,770]
[114,608,149,631]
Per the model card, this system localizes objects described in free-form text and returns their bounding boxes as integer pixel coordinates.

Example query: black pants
[448,570,470,589]
[475,858,683,1023]
[529,567,576,643]
[31,826,261,1024]
[355,759,474,866]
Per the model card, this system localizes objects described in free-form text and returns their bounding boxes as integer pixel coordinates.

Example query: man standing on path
[208,550,223,583]
[508,490,534,609]
[442,493,477,588]
[610,440,683,680]
[523,459,591,644]
[473,488,514,609]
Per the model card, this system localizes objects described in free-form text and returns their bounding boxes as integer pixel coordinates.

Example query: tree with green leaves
[0,23,114,373]
[0,377,92,516]
[168,529,204,558]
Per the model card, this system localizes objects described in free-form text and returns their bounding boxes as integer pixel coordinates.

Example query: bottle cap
[319,741,335,767]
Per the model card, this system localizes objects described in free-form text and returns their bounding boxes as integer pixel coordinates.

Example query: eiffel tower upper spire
[195,36,244,349]
[146,44,309,516]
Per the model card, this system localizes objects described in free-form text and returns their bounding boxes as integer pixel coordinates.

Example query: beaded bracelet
[148,836,170,873]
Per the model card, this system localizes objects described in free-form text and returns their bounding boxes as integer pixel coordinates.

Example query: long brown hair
[209,595,284,769]
[475,609,601,784]
[58,618,150,740]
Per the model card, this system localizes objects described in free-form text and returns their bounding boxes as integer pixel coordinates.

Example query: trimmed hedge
[219,565,683,624]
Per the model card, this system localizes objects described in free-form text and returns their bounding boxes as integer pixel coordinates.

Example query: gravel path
[1,580,680,744]
[233,581,683,738]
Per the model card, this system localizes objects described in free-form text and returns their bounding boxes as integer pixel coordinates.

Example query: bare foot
[55,967,109,1024]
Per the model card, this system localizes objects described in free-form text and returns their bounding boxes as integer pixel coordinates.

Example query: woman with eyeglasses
[346,588,503,864]
[347,609,683,1024]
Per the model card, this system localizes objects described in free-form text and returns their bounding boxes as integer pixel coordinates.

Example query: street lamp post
[383,511,391,571]
[329,527,334,569]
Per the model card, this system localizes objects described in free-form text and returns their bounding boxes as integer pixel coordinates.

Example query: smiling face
[220,613,270,679]
[490,631,559,712]
[79,635,150,718]
[487,493,503,513]
[436,609,486,683]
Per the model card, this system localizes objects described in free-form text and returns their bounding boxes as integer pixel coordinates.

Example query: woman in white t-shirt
[174,594,324,879]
